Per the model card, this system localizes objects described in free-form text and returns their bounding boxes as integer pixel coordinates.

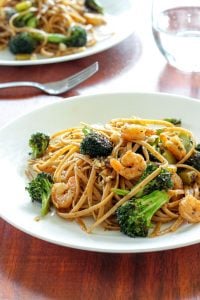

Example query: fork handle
[0,81,39,89]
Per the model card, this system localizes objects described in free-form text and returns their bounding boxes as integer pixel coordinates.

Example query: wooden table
[1,2,200,299]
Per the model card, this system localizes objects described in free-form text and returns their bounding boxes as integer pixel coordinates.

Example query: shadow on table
[157,64,200,99]
[0,33,142,99]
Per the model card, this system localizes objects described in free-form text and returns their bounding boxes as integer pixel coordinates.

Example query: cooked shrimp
[121,124,155,141]
[110,150,146,180]
[51,176,76,209]
[160,132,186,161]
[179,195,200,223]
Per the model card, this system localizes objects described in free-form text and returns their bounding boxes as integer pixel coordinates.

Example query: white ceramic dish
[1,92,200,253]
[0,0,134,66]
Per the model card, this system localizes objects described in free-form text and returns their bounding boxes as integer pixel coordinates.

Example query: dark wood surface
[1,2,200,299]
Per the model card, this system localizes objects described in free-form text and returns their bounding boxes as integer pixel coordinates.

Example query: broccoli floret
[65,26,87,47]
[185,152,200,171]
[113,163,173,197]
[163,118,181,126]
[26,172,53,216]
[195,144,200,152]
[9,32,37,54]
[80,131,113,158]
[85,0,104,14]
[136,163,173,197]
[116,190,169,237]
[29,132,50,159]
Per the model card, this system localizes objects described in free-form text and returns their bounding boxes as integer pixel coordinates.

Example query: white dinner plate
[0,0,134,66]
[1,92,200,253]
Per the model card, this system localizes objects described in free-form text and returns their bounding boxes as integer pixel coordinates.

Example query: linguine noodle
[27,117,200,237]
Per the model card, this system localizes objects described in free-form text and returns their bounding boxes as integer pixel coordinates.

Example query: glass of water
[152,0,200,72]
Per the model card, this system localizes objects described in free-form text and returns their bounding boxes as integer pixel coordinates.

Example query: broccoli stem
[139,191,169,226]
[41,182,52,216]
[26,173,53,217]
[26,16,38,28]
[113,166,173,198]
[47,33,68,44]
[15,1,32,12]
[30,26,87,47]
[112,188,129,196]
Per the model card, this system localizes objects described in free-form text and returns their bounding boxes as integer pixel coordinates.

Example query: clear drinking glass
[152,0,200,72]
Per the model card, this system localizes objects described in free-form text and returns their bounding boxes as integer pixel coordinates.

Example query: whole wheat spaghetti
[26,117,200,237]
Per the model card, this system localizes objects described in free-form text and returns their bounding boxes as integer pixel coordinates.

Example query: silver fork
[0,61,98,95]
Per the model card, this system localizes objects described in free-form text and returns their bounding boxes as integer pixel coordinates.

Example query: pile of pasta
[27,117,200,237]
[0,0,107,58]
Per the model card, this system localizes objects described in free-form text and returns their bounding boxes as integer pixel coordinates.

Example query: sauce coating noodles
[27,117,200,237]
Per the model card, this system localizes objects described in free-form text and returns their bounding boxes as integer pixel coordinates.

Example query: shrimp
[51,176,76,209]
[121,124,155,141]
[179,195,200,223]
[160,132,186,161]
[110,150,146,180]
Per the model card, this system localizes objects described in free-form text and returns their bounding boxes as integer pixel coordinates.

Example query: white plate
[1,92,200,253]
[0,0,134,66]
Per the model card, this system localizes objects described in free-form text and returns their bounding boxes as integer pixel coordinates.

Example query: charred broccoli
[9,32,37,54]
[29,132,50,159]
[113,163,173,197]
[185,151,200,171]
[80,131,113,158]
[116,190,169,237]
[85,0,104,14]
[136,163,173,197]
[26,172,53,216]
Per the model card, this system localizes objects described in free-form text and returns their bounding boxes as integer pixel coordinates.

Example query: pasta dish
[0,0,107,60]
[26,117,200,238]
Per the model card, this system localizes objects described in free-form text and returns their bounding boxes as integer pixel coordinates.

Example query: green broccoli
[85,0,104,14]
[80,131,113,158]
[184,142,200,171]
[9,32,37,54]
[136,163,173,197]
[113,163,173,197]
[65,26,87,47]
[185,151,200,171]
[116,190,169,237]
[29,132,50,159]
[26,172,53,216]
[13,11,36,28]
[163,118,182,126]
